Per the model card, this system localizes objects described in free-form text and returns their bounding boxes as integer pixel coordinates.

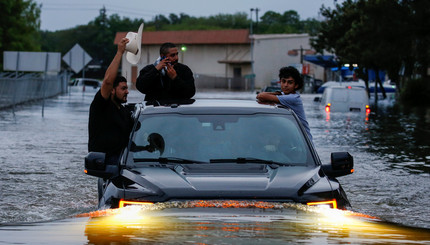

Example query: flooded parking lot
[0,89,429,243]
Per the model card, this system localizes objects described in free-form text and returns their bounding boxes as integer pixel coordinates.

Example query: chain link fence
[0,72,70,111]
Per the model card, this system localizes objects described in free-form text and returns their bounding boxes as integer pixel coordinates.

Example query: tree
[259,10,315,34]
[153,14,170,30]
[281,10,300,27]
[406,0,430,80]
[169,13,180,25]
[311,0,412,99]
[0,0,41,68]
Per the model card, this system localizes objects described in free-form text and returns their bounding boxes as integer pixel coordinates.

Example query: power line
[40,3,170,17]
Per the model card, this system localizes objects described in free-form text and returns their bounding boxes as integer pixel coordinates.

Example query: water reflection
[83,201,430,244]
[364,103,430,175]
[305,93,430,229]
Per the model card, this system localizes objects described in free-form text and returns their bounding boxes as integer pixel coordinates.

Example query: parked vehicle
[317,79,396,94]
[256,80,281,94]
[316,86,370,113]
[317,80,366,94]
[69,78,101,92]
[85,99,354,209]
[257,86,281,94]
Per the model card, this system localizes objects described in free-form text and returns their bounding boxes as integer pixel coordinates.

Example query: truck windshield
[127,114,314,166]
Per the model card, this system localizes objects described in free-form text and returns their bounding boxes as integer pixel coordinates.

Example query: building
[252,33,325,90]
[114,29,251,90]
[114,29,325,90]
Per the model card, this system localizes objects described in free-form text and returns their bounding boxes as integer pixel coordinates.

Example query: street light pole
[250,8,254,35]
[250,8,255,91]
[255,8,259,33]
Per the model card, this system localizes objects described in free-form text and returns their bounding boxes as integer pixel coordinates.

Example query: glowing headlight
[119,200,154,208]
[306,199,337,209]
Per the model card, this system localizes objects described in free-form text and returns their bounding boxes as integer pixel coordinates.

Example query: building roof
[114,29,250,45]
[251,33,309,40]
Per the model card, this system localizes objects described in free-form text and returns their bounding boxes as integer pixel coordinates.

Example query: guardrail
[0,72,70,113]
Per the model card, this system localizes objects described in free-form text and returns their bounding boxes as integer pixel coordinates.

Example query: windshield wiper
[209,158,293,167]
[134,157,207,164]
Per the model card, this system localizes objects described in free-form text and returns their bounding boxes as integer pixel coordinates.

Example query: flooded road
[0,89,429,243]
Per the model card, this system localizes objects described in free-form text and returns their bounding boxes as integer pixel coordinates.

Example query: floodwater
[0,89,429,244]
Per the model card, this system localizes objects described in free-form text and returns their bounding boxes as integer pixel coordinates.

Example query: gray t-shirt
[277,92,312,141]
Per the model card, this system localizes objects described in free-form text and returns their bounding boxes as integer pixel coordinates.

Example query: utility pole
[100,6,107,71]
[255,8,260,33]
[250,8,254,34]
[250,8,255,91]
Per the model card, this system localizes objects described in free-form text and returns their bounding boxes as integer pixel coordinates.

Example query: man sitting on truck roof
[256,66,312,141]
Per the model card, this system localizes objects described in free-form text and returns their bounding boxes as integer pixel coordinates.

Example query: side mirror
[84,152,115,179]
[322,152,354,178]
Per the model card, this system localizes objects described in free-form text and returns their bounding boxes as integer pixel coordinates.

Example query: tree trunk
[375,69,387,99]
[363,69,370,98]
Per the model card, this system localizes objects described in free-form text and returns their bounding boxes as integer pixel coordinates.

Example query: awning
[218,48,251,65]
[303,55,338,68]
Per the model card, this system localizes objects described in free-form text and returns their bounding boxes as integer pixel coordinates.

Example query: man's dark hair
[160,42,177,56]
[279,66,303,91]
[113,75,127,88]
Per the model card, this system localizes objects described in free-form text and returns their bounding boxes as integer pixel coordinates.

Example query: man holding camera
[136,42,195,102]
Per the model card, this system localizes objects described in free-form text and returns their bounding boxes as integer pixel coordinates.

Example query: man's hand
[118,38,129,55]
[155,58,168,71]
[166,63,177,80]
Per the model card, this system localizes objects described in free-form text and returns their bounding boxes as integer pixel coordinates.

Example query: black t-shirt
[88,90,133,156]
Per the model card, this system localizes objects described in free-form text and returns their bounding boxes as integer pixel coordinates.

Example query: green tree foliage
[406,0,430,79]
[0,0,41,67]
[144,12,250,31]
[311,0,429,96]
[39,9,321,75]
[258,10,320,34]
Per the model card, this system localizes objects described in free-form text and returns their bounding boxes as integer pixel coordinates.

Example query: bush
[400,78,430,105]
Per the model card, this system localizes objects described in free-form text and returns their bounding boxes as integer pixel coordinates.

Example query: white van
[318,86,370,113]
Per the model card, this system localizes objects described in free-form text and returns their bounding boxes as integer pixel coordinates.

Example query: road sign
[62,44,92,73]
[4,51,61,72]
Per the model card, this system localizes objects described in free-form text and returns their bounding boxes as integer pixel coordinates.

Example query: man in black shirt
[88,37,134,164]
[136,42,195,102]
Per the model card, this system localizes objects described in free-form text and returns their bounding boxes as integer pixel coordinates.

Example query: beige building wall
[120,34,325,91]
[121,44,252,88]
[252,34,325,89]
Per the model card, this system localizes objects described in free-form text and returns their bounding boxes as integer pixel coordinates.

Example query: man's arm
[170,64,196,99]
[256,92,280,103]
[100,38,128,99]
[135,65,161,95]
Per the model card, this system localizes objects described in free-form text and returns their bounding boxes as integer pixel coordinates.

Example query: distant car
[316,86,370,113]
[317,80,366,94]
[85,99,354,210]
[261,86,281,92]
[256,80,281,94]
[69,78,101,92]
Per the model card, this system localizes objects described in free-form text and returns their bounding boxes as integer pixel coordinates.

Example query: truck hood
[122,163,332,201]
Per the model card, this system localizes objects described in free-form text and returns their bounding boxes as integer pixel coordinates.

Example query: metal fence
[0,72,70,111]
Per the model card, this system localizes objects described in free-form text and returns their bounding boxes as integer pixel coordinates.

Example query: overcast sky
[34,0,339,31]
